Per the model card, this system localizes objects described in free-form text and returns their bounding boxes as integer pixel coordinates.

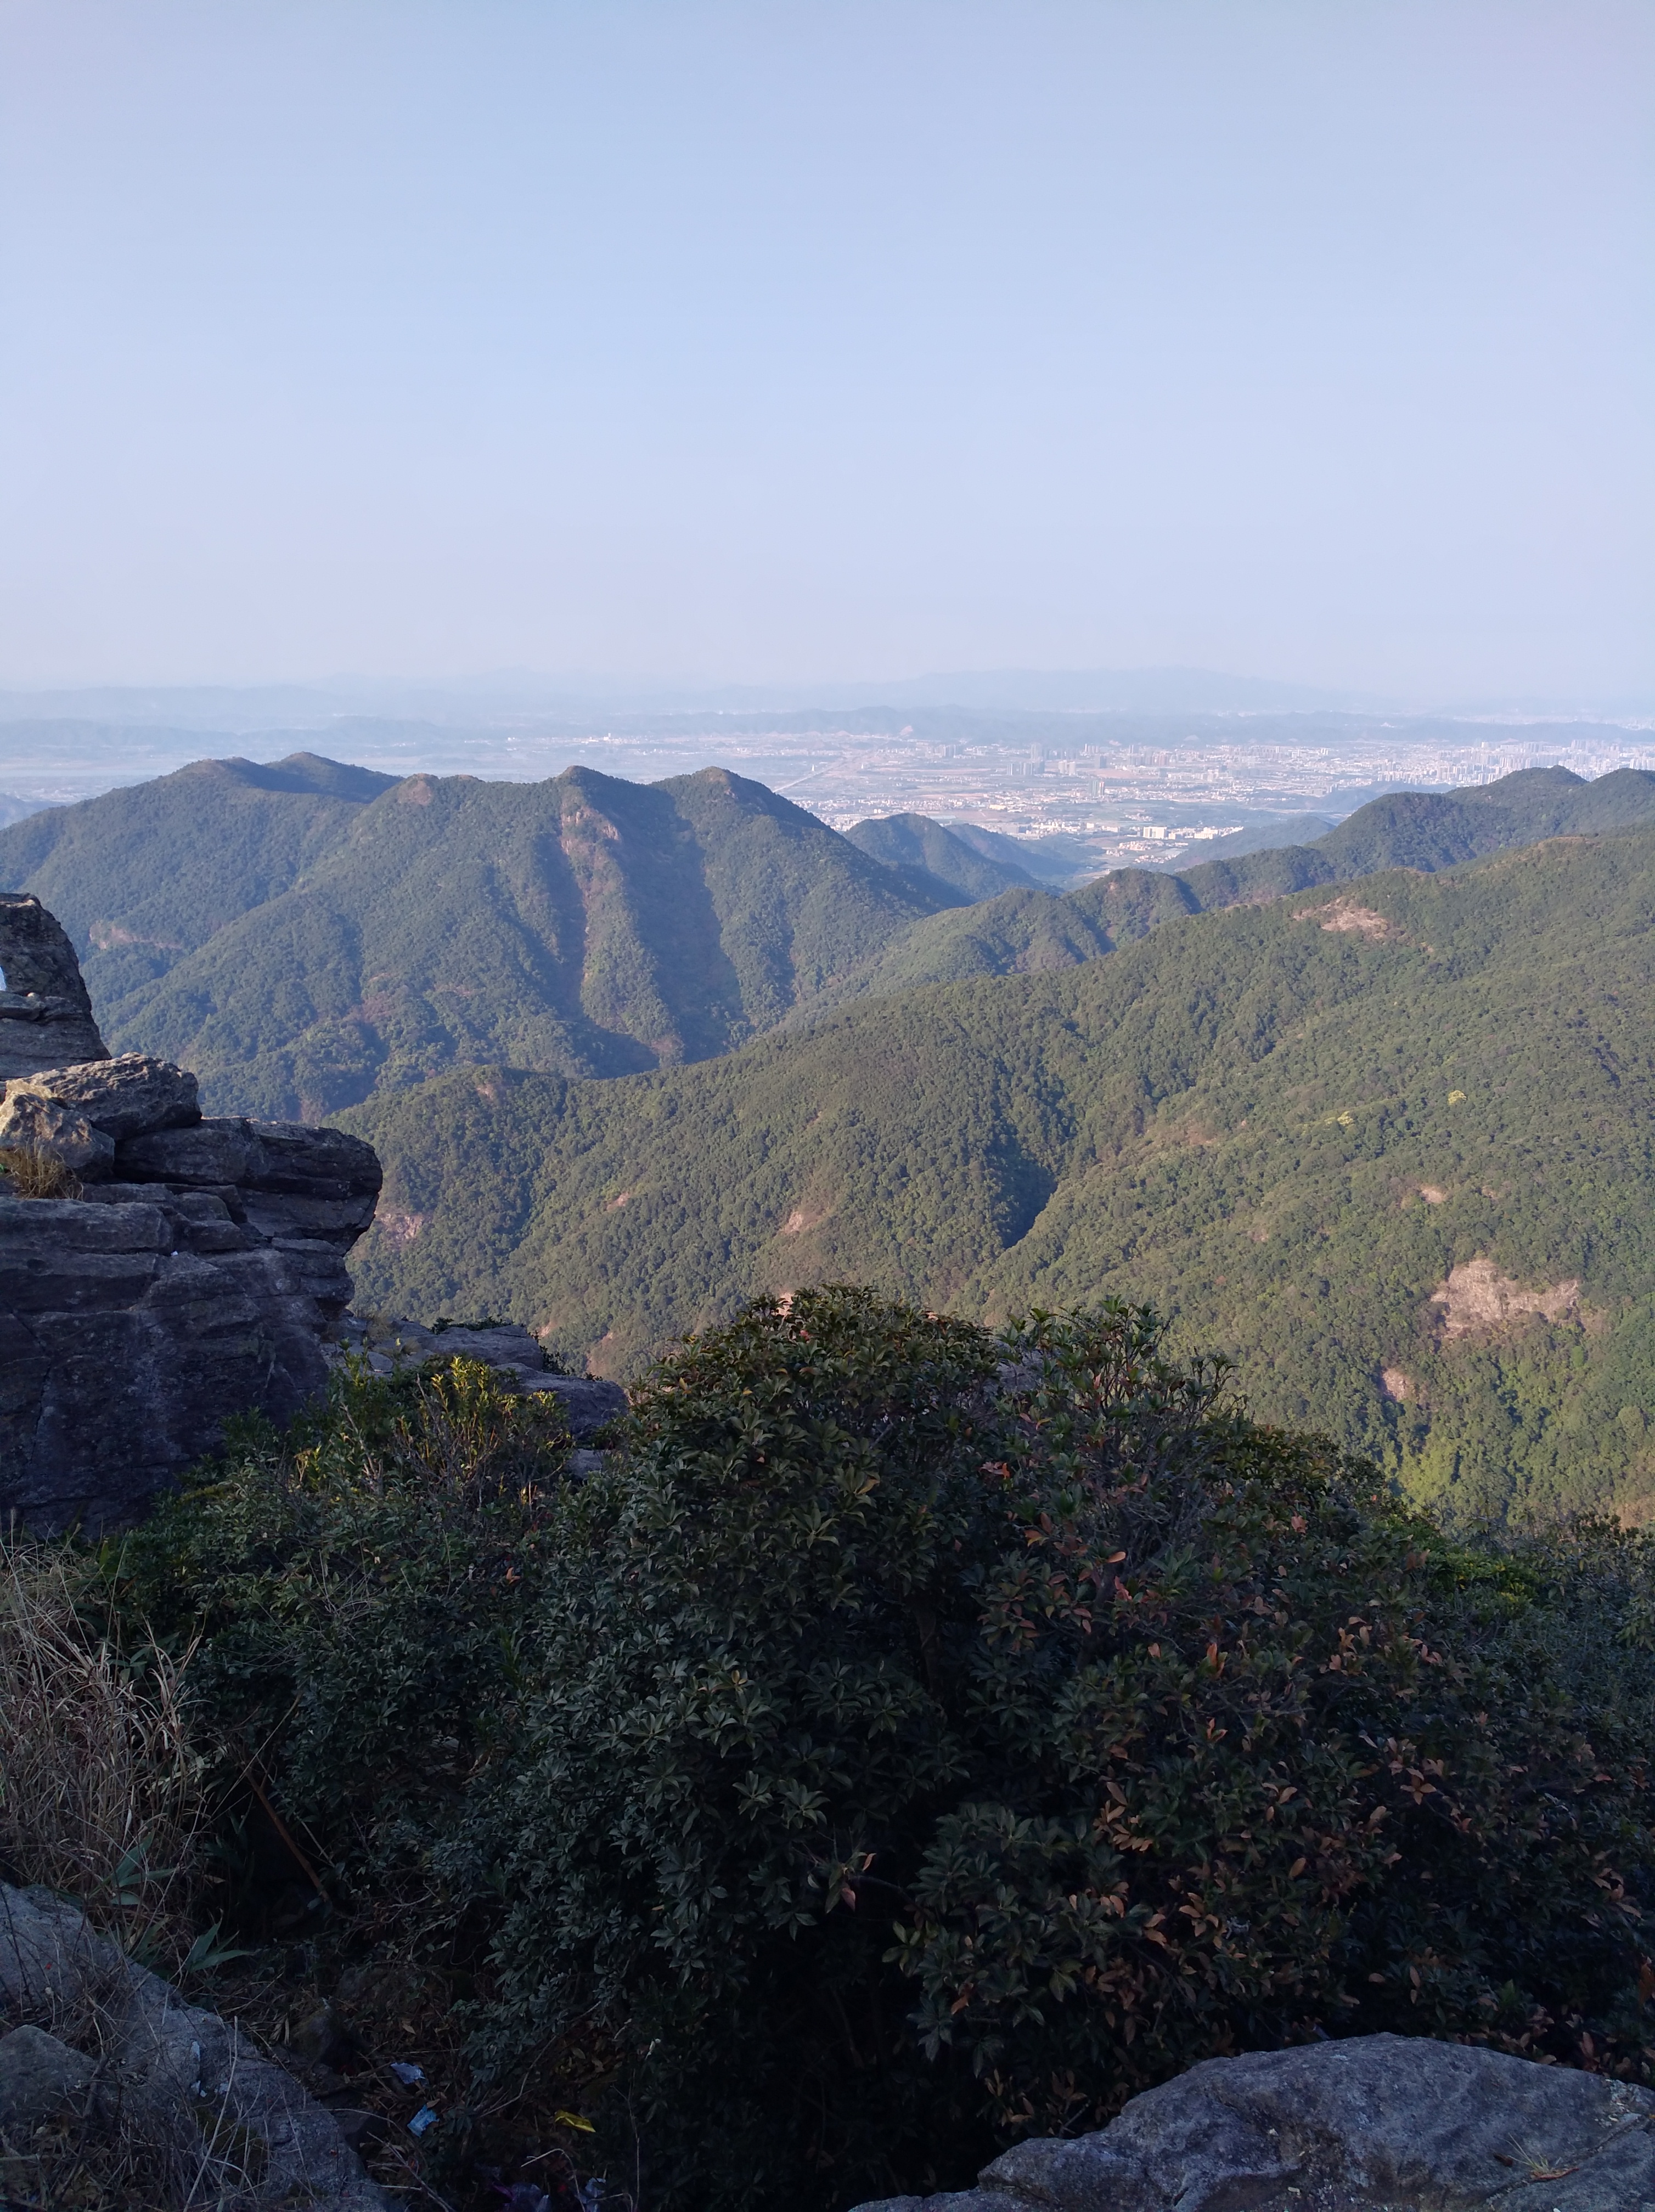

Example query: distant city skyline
[2,2,1650,699]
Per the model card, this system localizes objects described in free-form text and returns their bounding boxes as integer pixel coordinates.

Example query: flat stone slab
[12,1052,202,1139]
[853,2036,1655,2212]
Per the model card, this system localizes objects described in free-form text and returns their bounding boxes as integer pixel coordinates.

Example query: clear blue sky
[1,1,1649,702]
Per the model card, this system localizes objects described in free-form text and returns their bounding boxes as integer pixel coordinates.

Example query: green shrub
[98,1296,1655,2212]
[452,1291,1655,2210]
[111,1357,572,1928]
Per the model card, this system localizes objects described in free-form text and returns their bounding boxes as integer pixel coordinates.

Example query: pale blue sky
[1,1,1650,701]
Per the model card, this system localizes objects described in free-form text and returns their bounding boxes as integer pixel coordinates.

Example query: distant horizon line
[0,663,1651,729]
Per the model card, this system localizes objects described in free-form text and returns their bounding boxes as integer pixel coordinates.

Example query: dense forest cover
[0,758,956,1117]
[50,1298,1655,2210]
[841,809,1043,900]
[346,828,1655,1525]
[816,765,1655,1009]
[3,753,1651,1121]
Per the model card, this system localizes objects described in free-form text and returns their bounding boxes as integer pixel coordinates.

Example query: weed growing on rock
[0,1143,82,1198]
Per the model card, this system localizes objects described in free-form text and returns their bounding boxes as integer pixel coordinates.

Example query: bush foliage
[109,1293,1655,2212]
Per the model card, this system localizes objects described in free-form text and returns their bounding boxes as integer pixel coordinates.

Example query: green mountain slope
[0,752,397,1009]
[821,765,1655,1007]
[842,811,1041,900]
[70,765,945,1118]
[342,827,1655,1526]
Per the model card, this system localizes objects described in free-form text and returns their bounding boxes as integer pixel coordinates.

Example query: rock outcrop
[854,2035,1655,2212]
[0,917,382,1530]
[334,1313,627,1442]
[0,892,110,1080]
[0,1881,389,2208]
[0,1065,381,1530]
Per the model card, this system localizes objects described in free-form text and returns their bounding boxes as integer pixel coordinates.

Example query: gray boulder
[0,1187,372,1531]
[855,2035,1655,2212]
[0,1052,204,1180]
[0,893,110,1080]
[14,1051,202,1140]
[0,2021,96,2130]
[0,1088,114,1172]
[0,1882,389,2208]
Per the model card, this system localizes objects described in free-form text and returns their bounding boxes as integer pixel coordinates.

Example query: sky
[1,1,1650,704]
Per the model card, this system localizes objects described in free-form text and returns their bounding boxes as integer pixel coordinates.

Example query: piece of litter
[390,2061,426,2086]
[408,2103,440,2137]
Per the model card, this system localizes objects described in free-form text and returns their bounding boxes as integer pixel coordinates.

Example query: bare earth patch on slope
[1297,896,1400,941]
[1432,1256,1579,1340]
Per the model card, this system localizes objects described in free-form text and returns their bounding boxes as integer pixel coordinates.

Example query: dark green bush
[112,1357,571,1927]
[452,1291,1655,2210]
[104,1296,1655,2212]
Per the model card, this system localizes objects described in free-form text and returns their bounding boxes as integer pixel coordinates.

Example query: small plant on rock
[0,1143,82,1198]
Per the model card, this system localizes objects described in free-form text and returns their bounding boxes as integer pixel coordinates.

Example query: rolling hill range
[811,764,1655,1010]
[342,826,1655,1527]
[0,757,993,1119]
[2,753,1650,1122]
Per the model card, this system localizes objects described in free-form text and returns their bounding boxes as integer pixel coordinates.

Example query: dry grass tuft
[0,1543,201,1963]
[0,1144,83,1199]
[0,1548,266,2206]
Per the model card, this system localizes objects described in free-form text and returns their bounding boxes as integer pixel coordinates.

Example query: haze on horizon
[1,1,1650,709]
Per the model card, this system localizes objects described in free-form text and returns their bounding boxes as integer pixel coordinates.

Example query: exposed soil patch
[1381,1368,1413,1401]
[780,1203,830,1235]
[1418,1186,1447,1205]
[1298,898,1399,941]
[374,1205,426,1248]
[1431,1257,1579,1340]
[88,922,185,952]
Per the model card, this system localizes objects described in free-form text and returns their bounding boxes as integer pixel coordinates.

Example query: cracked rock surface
[1,1038,381,1530]
[852,2037,1655,2212]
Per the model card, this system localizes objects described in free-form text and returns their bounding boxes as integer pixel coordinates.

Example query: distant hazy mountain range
[808,765,1655,1015]
[2,754,1652,1123]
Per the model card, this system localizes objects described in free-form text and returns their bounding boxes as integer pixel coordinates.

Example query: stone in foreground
[0,2022,97,2131]
[0,1882,389,2208]
[853,2035,1655,2212]
[8,1050,202,1142]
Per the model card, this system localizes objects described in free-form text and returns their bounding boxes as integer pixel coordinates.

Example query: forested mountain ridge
[841,810,1043,900]
[0,760,954,1118]
[815,764,1655,1008]
[342,826,1655,1526]
[2,753,1649,1120]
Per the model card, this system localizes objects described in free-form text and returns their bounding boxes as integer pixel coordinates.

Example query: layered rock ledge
[0,1051,381,1532]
